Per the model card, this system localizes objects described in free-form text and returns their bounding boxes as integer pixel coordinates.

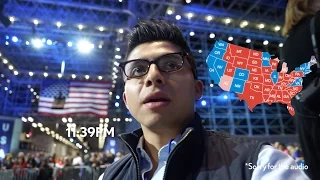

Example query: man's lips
[143,92,171,104]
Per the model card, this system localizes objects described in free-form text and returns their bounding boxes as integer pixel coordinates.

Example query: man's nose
[145,64,165,86]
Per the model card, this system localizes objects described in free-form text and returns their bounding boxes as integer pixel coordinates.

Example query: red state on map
[263,74,274,85]
[249,49,262,59]
[233,57,248,69]
[247,58,262,68]
[269,58,279,70]
[228,43,250,59]
[247,65,262,74]
[222,50,235,64]
[262,66,273,74]
[248,74,264,82]
[237,82,264,111]
[251,82,263,92]
[224,63,236,77]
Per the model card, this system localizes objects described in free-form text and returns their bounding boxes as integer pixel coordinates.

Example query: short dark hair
[124,19,198,79]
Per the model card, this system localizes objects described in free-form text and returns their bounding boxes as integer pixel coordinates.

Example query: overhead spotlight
[224,18,231,24]
[67,42,73,47]
[189,31,195,36]
[85,75,89,79]
[274,25,281,32]
[14,70,18,75]
[46,39,52,45]
[263,40,269,45]
[43,72,48,77]
[116,47,120,51]
[8,65,13,70]
[240,20,248,28]
[209,33,215,39]
[58,73,62,78]
[201,100,206,106]
[32,38,43,48]
[78,24,83,30]
[26,41,30,45]
[2,59,8,64]
[246,39,251,43]
[279,43,283,47]
[29,72,34,76]
[98,44,102,49]
[12,36,18,42]
[186,0,192,3]
[206,15,213,21]
[187,12,194,19]
[198,50,202,53]
[71,74,76,79]
[175,15,181,20]
[115,55,122,59]
[33,19,39,25]
[118,29,124,33]
[210,83,214,87]
[99,26,104,31]
[258,23,265,29]
[9,17,15,22]
[77,40,94,53]
[223,95,228,99]
[228,36,233,41]
[56,22,62,28]
[167,9,173,15]
[5,41,9,45]
[98,76,103,80]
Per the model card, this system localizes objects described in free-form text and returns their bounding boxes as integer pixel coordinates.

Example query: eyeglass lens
[124,53,184,78]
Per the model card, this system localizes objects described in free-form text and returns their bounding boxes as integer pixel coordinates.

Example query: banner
[0,119,14,158]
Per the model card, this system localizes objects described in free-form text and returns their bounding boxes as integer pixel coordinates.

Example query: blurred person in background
[1,153,13,169]
[282,0,320,179]
[72,152,83,166]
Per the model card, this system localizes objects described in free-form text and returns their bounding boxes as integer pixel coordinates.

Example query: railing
[0,166,105,180]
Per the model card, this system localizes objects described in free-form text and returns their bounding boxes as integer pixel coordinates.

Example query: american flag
[38,79,111,117]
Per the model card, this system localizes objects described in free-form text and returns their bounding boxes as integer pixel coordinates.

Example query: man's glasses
[119,52,189,79]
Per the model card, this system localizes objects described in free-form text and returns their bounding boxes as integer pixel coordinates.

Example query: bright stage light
[47,39,52,45]
[206,15,213,21]
[77,40,94,53]
[32,38,43,48]
[223,95,228,99]
[85,75,89,79]
[8,65,13,70]
[72,74,76,79]
[33,19,39,25]
[118,29,124,33]
[246,39,251,43]
[14,71,18,75]
[56,22,62,28]
[12,36,18,42]
[43,72,48,77]
[228,36,233,41]
[67,42,73,47]
[209,33,215,39]
[279,43,283,47]
[189,31,195,36]
[201,100,206,106]
[3,59,8,64]
[263,40,269,45]
[98,76,103,80]
[9,17,15,22]
[175,15,181,20]
[29,72,34,76]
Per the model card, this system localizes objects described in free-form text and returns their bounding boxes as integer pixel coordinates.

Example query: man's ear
[122,92,129,109]
[195,80,204,100]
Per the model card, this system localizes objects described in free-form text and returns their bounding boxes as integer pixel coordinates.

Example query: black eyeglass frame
[119,52,196,79]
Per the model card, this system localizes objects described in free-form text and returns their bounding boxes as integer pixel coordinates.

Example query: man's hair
[124,19,198,79]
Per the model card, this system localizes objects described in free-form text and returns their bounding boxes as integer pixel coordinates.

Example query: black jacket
[102,112,268,180]
[282,11,320,88]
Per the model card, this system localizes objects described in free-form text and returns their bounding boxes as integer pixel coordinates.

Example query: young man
[100,20,309,180]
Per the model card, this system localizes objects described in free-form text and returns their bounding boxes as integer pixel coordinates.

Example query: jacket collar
[117,112,205,156]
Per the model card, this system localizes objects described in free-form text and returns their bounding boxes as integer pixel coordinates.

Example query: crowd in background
[0,150,125,170]
[272,142,306,167]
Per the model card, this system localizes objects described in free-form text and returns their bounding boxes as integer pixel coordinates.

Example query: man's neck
[142,127,183,179]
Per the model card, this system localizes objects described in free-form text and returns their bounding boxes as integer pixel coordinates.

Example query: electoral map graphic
[206,40,313,116]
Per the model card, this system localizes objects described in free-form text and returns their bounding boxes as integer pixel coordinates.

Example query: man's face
[123,41,203,130]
